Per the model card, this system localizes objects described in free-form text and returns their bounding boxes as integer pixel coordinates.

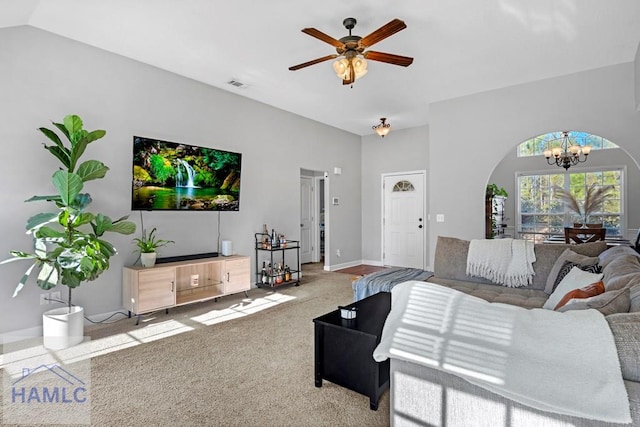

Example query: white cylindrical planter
[43,306,84,350]
[140,252,157,268]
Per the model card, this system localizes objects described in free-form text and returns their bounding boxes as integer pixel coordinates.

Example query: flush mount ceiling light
[543,131,592,170]
[289,17,413,87]
[373,118,391,138]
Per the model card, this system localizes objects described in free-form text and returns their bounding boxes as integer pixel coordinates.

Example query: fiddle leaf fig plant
[1,115,136,310]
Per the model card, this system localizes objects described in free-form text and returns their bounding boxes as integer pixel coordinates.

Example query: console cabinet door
[136,268,176,313]
[224,257,250,294]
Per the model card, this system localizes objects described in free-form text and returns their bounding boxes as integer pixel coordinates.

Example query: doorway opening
[300,169,328,270]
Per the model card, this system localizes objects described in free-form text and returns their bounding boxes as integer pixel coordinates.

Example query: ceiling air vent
[227,79,248,89]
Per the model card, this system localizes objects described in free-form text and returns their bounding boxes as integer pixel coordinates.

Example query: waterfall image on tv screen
[131,136,241,211]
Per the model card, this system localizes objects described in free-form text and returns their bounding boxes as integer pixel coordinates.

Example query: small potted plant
[132,227,174,267]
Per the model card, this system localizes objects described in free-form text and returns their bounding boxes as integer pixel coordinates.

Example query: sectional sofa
[383,236,640,426]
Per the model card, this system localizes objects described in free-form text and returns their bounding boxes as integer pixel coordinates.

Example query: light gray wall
[360,126,429,265]
[4,26,639,336]
[489,146,640,239]
[635,42,640,110]
[429,63,640,264]
[0,26,361,335]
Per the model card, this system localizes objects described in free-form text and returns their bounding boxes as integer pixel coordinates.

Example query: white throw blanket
[373,281,631,424]
[466,238,535,287]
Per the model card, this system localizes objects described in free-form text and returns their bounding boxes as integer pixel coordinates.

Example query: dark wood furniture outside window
[564,227,606,244]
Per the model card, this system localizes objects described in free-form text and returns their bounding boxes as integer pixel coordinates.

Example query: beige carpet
[5,263,390,426]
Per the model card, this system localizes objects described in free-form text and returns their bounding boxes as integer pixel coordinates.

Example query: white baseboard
[1,325,42,344]
[325,260,361,271]
[1,309,133,345]
[362,259,433,271]
[324,259,390,271]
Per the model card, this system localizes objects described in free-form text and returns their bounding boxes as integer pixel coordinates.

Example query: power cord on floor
[45,297,131,324]
[84,311,131,324]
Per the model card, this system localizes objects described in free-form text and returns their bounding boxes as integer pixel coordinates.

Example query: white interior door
[383,172,425,269]
[300,176,314,264]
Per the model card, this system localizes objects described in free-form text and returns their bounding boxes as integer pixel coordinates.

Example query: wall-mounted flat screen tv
[131,136,241,211]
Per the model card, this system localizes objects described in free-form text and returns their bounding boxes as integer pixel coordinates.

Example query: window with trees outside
[517,131,623,242]
[518,169,623,242]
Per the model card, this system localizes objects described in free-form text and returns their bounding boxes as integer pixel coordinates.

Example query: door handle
[418,218,423,222]
[418,225,423,229]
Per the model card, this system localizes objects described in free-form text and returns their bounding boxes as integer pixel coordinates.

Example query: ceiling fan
[289,17,414,86]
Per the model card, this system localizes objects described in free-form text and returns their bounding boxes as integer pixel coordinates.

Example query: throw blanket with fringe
[373,281,632,424]
[352,267,433,301]
[466,238,535,287]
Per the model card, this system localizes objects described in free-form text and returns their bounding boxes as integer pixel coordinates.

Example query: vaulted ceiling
[2,0,640,135]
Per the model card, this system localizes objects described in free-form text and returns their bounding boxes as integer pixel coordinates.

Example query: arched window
[393,180,415,192]
[518,131,618,157]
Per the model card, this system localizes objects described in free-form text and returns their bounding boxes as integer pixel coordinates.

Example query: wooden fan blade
[359,19,407,48]
[364,50,413,67]
[301,27,344,48]
[289,54,339,71]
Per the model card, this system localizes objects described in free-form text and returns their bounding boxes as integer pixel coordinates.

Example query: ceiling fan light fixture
[333,56,367,81]
[373,117,391,138]
[289,17,413,88]
[353,57,367,74]
[333,58,348,76]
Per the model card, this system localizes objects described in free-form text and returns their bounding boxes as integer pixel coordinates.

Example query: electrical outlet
[190,274,199,287]
[336,249,341,257]
[50,291,61,303]
[40,293,49,305]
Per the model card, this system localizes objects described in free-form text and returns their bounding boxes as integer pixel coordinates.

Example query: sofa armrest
[607,313,640,382]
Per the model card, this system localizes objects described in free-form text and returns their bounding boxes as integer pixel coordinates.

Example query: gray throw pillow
[599,245,640,269]
[602,255,640,291]
[545,249,600,295]
[558,288,630,315]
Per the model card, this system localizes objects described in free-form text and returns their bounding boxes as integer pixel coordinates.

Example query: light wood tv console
[122,255,250,324]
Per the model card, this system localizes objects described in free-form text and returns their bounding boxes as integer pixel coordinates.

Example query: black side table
[313,292,391,410]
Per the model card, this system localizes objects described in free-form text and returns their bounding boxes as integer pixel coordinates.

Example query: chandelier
[543,131,592,170]
[372,118,391,138]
